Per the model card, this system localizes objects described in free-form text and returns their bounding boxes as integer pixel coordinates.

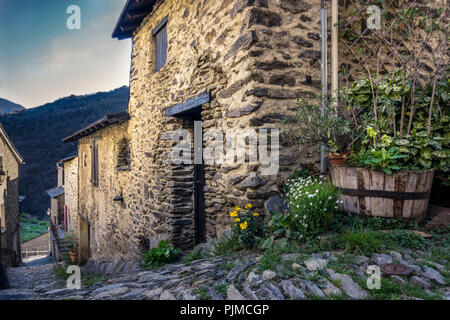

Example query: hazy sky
[0,0,131,108]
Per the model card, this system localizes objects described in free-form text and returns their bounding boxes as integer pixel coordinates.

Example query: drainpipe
[331,0,339,103]
[320,0,328,173]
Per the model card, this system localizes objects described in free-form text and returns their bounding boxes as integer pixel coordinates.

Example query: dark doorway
[191,112,206,245]
[165,93,211,247]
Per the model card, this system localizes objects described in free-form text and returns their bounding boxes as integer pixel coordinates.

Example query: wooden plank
[384,173,395,218]
[368,170,385,217]
[165,92,212,117]
[155,23,167,72]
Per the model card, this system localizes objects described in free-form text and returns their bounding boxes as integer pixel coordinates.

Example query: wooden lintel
[165,92,211,117]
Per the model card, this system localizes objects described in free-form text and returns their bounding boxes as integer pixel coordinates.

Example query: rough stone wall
[64,157,79,237]
[21,232,50,252]
[0,137,21,267]
[77,122,133,262]
[76,0,323,262]
[126,0,321,250]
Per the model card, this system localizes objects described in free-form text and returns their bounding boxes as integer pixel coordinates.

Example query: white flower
[328,196,332,200]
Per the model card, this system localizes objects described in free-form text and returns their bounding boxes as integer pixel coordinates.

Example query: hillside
[1,86,129,218]
[0,98,25,115]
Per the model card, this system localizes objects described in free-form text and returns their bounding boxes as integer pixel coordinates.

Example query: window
[91,139,99,186]
[117,138,130,169]
[0,155,3,172]
[153,16,168,72]
[0,203,5,230]
[83,153,87,168]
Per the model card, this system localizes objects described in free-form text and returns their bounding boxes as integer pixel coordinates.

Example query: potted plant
[65,231,79,264]
[284,95,354,167]
[331,1,448,220]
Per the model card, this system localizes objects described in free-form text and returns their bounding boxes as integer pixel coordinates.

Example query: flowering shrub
[229,203,265,249]
[348,126,408,174]
[279,176,342,239]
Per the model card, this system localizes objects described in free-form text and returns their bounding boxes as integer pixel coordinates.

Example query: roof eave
[62,112,130,143]
[112,0,159,40]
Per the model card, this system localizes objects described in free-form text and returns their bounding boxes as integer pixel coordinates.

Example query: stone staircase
[55,238,72,259]
[81,259,140,277]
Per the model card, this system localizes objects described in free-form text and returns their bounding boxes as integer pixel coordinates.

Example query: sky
[0,0,131,108]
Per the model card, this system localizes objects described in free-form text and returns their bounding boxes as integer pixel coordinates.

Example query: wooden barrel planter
[330,166,434,220]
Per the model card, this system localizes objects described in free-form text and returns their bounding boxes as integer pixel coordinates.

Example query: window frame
[153,15,169,72]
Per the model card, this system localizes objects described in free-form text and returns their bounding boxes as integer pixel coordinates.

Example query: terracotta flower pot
[328,152,348,167]
[69,251,78,264]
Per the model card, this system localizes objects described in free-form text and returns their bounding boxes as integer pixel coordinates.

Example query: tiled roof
[46,186,64,199]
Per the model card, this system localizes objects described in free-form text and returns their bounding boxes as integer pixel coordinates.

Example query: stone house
[61,155,78,236]
[0,123,24,267]
[46,163,65,229]
[64,0,323,262]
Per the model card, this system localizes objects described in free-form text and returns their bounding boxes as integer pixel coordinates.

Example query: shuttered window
[153,16,168,72]
[91,139,99,186]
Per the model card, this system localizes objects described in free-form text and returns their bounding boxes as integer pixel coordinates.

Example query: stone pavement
[0,249,448,300]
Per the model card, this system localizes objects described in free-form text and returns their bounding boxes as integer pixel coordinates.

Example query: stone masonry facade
[0,127,22,267]
[64,157,78,237]
[72,0,324,262]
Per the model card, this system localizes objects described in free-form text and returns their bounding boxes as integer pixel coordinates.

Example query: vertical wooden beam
[331,0,339,99]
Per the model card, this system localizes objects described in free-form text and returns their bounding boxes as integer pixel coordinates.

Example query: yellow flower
[253,213,259,216]
[234,223,237,227]
[240,221,248,230]
[381,134,392,146]
[245,203,252,209]
[234,218,240,222]
[235,206,241,211]
[230,211,238,218]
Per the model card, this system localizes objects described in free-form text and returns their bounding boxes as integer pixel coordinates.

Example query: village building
[46,163,65,229]
[0,123,24,267]
[64,0,322,263]
[46,155,78,260]
[62,155,78,236]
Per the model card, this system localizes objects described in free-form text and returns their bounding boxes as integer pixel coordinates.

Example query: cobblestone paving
[0,249,448,300]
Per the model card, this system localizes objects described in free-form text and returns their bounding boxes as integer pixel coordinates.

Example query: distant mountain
[1,86,129,218]
[0,98,25,115]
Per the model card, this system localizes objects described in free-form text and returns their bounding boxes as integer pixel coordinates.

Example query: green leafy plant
[64,230,79,252]
[141,240,181,269]
[276,176,341,239]
[348,126,408,174]
[228,203,265,249]
[284,95,353,154]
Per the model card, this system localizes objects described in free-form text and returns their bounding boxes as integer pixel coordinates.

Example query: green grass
[193,287,211,300]
[219,261,236,270]
[367,277,442,300]
[53,264,71,280]
[211,233,242,256]
[183,251,202,265]
[82,274,106,287]
[257,247,281,272]
[341,229,383,255]
[213,283,229,297]
[20,213,50,243]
